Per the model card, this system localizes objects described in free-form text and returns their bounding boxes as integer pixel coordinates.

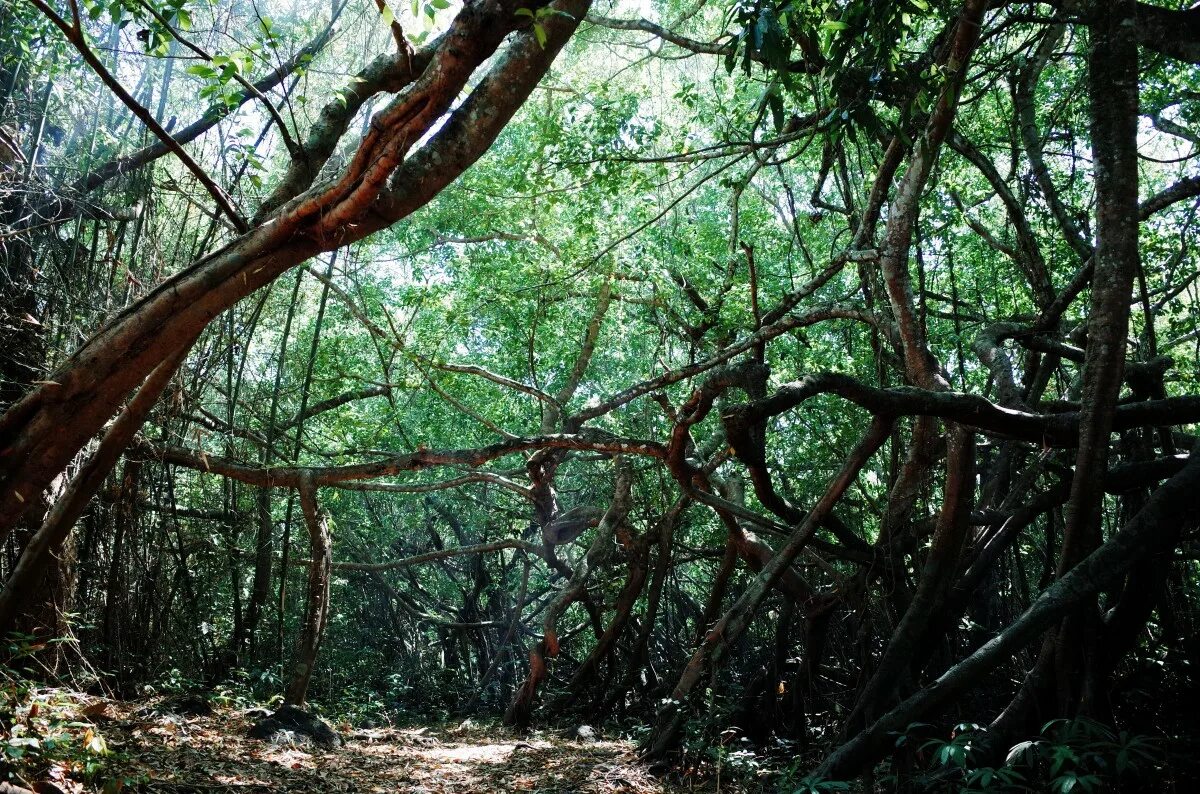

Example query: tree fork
[0,0,592,544]
[641,415,892,761]
[814,441,1200,781]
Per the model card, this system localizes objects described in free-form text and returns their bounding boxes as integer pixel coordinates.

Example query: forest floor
[3,690,745,793]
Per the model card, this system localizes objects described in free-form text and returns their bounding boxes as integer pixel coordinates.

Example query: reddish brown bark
[0,0,591,547]
[284,479,332,707]
[505,459,633,727]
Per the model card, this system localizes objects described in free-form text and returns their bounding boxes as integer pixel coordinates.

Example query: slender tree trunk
[284,478,331,707]
[277,252,338,661]
[815,443,1200,781]
[101,458,141,675]
[247,271,305,661]
[643,417,891,760]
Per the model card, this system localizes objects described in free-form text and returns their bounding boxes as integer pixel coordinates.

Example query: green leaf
[766,91,785,132]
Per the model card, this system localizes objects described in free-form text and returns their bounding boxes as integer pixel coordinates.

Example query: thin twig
[134,0,301,158]
[29,0,249,233]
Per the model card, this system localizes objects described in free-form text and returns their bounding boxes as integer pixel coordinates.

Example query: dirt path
[99,706,684,793]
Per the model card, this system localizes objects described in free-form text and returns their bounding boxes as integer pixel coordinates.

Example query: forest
[1,0,1199,790]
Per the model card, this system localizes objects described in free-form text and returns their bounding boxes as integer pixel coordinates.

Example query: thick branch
[732,372,1200,448]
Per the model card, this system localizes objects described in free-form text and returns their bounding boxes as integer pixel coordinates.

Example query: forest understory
[4,0,1200,791]
[3,686,687,794]
[3,676,1197,793]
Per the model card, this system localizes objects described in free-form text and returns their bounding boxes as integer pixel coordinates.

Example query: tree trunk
[0,0,590,547]
[285,478,332,707]
[0,342,189,639]
[815,442,1200,781]
[642,417,891,761]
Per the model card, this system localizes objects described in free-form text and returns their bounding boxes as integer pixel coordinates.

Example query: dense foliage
[2,0,1199,790]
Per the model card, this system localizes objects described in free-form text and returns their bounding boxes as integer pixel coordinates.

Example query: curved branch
[150,431,665,489]
[733,372,1200,448]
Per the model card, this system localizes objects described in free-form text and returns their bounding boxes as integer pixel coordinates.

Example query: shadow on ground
[99,704,684,793]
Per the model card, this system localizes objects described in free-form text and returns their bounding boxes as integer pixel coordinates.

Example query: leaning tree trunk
[844,426,975,734]
[566,521,650,696]
[597,497,686,719]
[642,416,891,761]
[0,0,591,549]
[0,343,191,637]
[815,442,1200,781]
[504,457,632,728]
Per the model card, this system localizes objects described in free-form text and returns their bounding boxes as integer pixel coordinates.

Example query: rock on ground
[248,704,342,749]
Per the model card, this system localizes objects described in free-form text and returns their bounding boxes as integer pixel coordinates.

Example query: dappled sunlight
[417,740,539,763]
[72,701,683,793]
[3,0,1200,791]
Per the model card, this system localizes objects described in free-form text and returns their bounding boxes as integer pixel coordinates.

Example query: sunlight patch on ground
[418,740,539,763]
[71,702,699,792]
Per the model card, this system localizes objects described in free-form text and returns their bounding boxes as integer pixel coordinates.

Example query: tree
[2,0,1200,788]
[0,0,590,635]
